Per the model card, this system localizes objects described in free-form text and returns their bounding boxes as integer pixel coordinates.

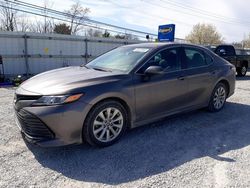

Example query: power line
[11,0,158,37]
[93,0,245,40]
[141,0,250,27]
[160,0,250,24]
[97,0,193,27]
[0,4,152,40]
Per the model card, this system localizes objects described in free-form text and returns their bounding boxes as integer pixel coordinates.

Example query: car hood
[16,66,126,95]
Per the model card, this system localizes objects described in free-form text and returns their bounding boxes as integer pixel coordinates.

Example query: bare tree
[232,42,244,49]
[65,0,90,35]
[29,20,45,33]
[87,28,102,37]
[0,0,18,31]
[185,23,224,45]
[125,33,138,40]
[29,0,54,33]
[242,34,250,48]
[17,14,30,32]
[114,34,126,39]
[43,0,54,33]
[113,33,138,40]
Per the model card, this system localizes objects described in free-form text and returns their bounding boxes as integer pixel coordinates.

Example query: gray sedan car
[14,43,236,147]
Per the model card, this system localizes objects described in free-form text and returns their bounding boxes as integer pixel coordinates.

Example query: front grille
[16,109,54,139]
[15,94,41,102]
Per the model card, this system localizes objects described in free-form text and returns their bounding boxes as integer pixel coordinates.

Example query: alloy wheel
[92,107,124,142]
[241,66,247,76]
[213,86,226,110]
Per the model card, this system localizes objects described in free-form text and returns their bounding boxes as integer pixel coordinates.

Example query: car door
[133,47,189,123]
[181,46,215,108]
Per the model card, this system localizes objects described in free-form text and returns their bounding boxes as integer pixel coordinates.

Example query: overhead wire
[10,0,157,38]
[160,0,250,24]
[141,0,250,27]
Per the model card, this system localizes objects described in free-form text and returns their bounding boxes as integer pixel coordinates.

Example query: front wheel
[208,83,227,112]
[237,65,247,76]
[83,100,128,147]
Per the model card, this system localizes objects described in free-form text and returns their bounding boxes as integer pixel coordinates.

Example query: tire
[83,100,128,147]
[237,65,247,77]
[208,83,227,112]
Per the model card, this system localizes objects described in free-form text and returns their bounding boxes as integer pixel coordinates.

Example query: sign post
[158,24,175,42]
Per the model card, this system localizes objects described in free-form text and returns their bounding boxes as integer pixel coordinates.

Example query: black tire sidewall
[83,100,128,147]
[237,66,247,76]
[208,83,227,112]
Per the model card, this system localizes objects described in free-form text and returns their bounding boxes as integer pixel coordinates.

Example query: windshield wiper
[92,67,112,72]
[80,64,90,69]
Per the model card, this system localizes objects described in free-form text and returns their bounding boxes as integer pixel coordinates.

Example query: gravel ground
[1,74,250,188]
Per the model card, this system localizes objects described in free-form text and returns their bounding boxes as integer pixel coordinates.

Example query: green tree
[185,23,223,45]
[114,34,126,39]
[102,30,110,38]
[54,23,71,35]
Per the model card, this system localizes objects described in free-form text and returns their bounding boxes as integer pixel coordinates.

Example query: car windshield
[86,46,151,72]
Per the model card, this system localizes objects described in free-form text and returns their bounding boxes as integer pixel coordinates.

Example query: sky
[24,0,250,43]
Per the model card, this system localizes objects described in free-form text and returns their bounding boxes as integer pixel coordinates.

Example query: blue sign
[158,24,175,42]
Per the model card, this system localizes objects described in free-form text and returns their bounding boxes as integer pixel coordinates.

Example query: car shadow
[236,75,250,81]
[26,102,250,185]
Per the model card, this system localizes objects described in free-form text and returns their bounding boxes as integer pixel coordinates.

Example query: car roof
[123,42,175,49]
[123,42,206,50]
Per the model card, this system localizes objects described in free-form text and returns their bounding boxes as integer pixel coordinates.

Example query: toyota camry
[14,43,236,147]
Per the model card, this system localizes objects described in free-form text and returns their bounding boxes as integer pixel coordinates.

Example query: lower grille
[16,109,54,139]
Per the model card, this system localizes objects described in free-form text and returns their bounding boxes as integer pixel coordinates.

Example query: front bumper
[14,98,93,147]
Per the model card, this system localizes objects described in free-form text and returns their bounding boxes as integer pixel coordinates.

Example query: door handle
[177,76,185,81]
[210,71,216,75]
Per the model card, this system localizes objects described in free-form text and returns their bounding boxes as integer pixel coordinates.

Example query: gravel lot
[1,74,250,188]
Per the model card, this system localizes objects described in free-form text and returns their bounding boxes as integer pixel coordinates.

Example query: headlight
[32,94,83,106]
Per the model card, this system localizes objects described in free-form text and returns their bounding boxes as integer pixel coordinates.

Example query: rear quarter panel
[212,56,236,98]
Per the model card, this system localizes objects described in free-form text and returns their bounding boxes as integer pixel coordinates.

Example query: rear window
[184,48,207,68]
[205,53,213,64]
[215,46,235,56]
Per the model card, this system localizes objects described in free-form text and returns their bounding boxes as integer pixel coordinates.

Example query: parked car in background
[14,43,236,147]
[214,45,250,76]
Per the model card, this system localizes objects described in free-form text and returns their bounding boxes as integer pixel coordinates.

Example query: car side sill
[132,104,207,128]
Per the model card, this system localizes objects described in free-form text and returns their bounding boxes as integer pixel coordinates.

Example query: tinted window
[236,49,249,55]
[138,48,181,74]
[204,53,213,65]
[215,46,235,56]
[184,48,207,68]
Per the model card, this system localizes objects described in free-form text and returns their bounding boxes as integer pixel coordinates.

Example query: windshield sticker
[133,48,149,53]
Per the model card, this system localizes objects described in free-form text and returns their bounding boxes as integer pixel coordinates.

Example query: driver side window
[137,48,181,74]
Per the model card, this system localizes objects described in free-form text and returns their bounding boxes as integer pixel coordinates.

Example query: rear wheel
[83,100,128,147]
[237,65,247,76]
[208,83,227,112]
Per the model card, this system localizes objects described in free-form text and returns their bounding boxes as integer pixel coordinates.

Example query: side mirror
[144,66,163,75]
[219,49,226,56]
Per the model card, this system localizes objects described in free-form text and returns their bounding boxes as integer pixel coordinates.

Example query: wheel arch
[91,97,132,127]
[216,79,230,97]
[82,96,133,141]
[241,60,248,68]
